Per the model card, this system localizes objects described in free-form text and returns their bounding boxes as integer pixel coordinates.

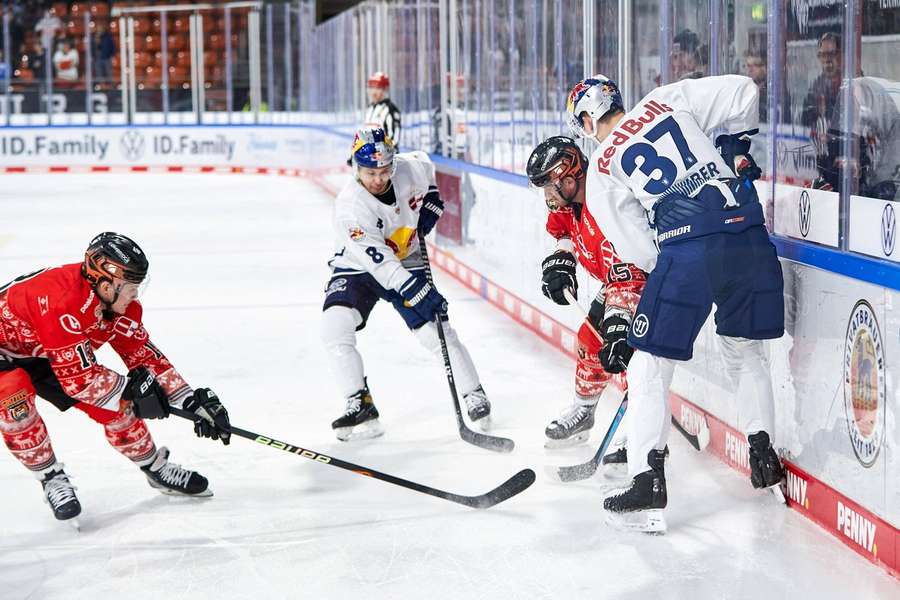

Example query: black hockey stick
[170,407,534,509]
[417,231,516,453]
[549,393,628,482]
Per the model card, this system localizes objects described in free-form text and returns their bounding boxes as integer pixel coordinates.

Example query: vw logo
[882,203,896,256]
[632,314,650,338]
[120,129,146,161]
[798,190,811,238]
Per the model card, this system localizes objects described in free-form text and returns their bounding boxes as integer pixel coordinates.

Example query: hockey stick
[550,392,628,482]
[416,231,515,453]
[561,288,705,451]
[170,407,534,509]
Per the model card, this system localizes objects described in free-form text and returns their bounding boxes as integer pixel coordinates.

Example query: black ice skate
[141,447,212,497]
[41,466,82,528]
[748,431,786,501]
[332,385,384,441]
[602,444,669,479]
[544,401,595,448]
[602,449,667,534]
[463,385,492,431]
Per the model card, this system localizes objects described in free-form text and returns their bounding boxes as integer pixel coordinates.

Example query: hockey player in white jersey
[566,75,785,532]
[321,127,491,441]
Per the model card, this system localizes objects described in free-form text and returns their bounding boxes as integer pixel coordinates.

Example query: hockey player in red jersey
[0,232,231,526]
[526,136,646,450]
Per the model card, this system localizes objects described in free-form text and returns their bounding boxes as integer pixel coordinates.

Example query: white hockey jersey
[329,151,436,292]
[585,75,760,273]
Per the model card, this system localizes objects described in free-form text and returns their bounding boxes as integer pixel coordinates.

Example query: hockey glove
[417,187,444,236]
[123,367,170,419]
[541,250,578,305]
[183,388,231,445]
[399,273,447,322]
[715,131,761,181]
[598,314,634,374]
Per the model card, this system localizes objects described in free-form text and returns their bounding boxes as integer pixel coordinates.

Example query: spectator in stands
[94,23,115,81]
[672,29,705,80]
[27,40,47,83]
[53,38,79,84]
[743,48,792,123]
[34,8,62,55]
[0,51,8,86]
[800,32,843,188]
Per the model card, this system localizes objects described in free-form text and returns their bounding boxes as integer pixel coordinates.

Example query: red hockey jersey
[0,263,191,410]
[546,204,646,314]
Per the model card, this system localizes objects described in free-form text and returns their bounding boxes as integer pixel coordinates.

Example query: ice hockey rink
[0,172,896,600]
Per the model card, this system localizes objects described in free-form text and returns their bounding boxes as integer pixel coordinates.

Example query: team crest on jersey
[349,227,366,241]
[113,316,140,338]
[59,314,82,334]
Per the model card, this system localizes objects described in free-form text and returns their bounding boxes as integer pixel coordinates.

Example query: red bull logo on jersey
[385,227,417,259]
[349,227,366,242]
[596,101,674,176]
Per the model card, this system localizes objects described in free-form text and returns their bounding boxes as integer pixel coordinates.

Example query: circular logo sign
[842,300,885,468]
[798,190,811,238]
[632,314,650,338]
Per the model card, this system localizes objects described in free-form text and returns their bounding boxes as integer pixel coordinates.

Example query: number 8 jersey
[329,151,436,291]
[585,75,760,274]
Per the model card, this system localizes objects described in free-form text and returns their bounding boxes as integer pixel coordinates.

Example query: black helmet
[82,232,149,285]
[526,136,588,188]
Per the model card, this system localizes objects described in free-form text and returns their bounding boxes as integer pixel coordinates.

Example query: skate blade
[67,518,82,532]
[604,508,667,534]
[334,419,384,442]
[544,431,589,449]
[148,479,215,498]
[768,483,787,505]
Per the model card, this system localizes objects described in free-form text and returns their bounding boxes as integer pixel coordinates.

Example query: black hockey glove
[417,187,444,236]
[598,314,634,374]
[123,367,170,419]
[541,250,578,305]
[399,273,447,322]
[183,388,231,445]
[715,131,761,182]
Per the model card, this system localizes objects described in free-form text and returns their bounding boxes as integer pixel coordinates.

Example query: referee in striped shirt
[363,72,401,147]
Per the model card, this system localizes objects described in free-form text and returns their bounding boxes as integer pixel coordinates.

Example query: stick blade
[462,468,536,509]
[460,426,515,453]
[553,459,600,482]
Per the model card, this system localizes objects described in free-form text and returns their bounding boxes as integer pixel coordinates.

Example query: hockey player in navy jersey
[565,74,785,533]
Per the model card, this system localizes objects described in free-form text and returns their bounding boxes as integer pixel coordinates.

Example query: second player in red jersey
[528,136,646,449]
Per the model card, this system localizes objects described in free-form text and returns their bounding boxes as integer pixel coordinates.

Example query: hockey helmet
[527,136,587,188]
[82,232,149,286]
[367,71,390,89]
[566,75,624,139]
[351,127,396,170]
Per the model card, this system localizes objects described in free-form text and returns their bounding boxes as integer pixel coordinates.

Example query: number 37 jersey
[329,151,436,292]
[585,75,760,273]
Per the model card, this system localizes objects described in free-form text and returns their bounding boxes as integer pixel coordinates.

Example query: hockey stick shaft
[416,231,515,453]
[169,407,534,508]
[554,393,627,482]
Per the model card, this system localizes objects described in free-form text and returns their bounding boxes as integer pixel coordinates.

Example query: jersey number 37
[621,116,697,195]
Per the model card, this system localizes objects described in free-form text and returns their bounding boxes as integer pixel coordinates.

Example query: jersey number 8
[366,247,384,264]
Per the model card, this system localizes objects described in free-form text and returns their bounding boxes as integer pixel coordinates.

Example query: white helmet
[566,75,624,140]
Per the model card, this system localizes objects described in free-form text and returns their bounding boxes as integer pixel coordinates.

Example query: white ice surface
[0,173,896,600]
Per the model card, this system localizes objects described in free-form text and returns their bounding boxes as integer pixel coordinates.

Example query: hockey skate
[463,385,492,431]
[602,449,668,534]
[748,431,786,503]
[544,399,596,448]
[602,443,670,479]
[41,466,82,529]
[332,385,384,441]
[141,447,213,497]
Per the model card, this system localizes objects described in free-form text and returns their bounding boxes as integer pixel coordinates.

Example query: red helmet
[367,71,390,89]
